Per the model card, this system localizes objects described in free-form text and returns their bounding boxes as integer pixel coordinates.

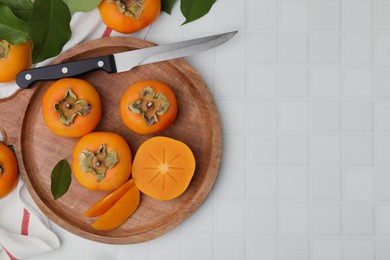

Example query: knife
[16,31,237,89]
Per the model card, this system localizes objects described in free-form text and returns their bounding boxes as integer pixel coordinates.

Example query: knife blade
[16,31,237,89]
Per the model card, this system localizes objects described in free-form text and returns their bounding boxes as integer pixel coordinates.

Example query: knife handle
[16,55,117,89]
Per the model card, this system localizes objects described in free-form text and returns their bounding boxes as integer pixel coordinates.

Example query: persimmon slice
[91,181,140,230]
[84,179,136,218]
[132,136,196,200]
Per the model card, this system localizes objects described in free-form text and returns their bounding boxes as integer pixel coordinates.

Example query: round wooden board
[16,37,222,244]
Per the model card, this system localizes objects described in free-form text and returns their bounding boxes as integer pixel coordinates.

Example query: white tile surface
[248,203,278,234]
[344,204,375,235]
[344,169,374,201]
[279,239,310,260]
[311,169,342,201]
[345,240,375,260]
[280,67,309,97]
[247,100,278,131]
[279,135,309,165]
[343,1,372,30]
[312,239,342,260]
[311,204,342,235]
[278,168,308,200]
[279,204,309,234]
[280,1,308,30]
[247,67,277,97]
[377,205,390,235]
[247,33,278,63]
[310,1,340,30]
[376,170,390,201]
[22,0,390,259]
[311,101,341,131]
[247,0,277,29]
[280,101,309,131]
[248,238,277,260]
[344,35,372,64]
[215,237,246,260]
[310,67,341,97]
[344,68,373,96]
[343,135,373,166]
[279,34,308,63]
[247,134,278,165]
[310,34,340,63]
[247,168,277,200]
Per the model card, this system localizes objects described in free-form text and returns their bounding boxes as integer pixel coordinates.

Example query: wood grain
[0,37,222,244]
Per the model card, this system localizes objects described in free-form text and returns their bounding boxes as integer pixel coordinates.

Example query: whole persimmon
[98,0,161,34]
[0,40,32,82]
[72,132,132,191]
[0,143,18,199]
[42,78,101,138]
[120,80,177,135]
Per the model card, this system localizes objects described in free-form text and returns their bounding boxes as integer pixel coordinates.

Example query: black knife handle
[16,55,117,89]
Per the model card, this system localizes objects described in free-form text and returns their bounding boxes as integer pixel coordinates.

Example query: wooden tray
[0,37,222,244]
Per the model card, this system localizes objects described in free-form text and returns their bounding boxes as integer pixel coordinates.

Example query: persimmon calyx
[0,40,10,59]
[128,86,170,126]
[0,162,3,176]
[79,144,119,182]
[54,88,91,126]
[114,0,145,19]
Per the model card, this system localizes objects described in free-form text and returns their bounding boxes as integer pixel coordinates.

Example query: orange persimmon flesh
[91,180,140,230]
[84,179,136,218]
[132,136,196,201]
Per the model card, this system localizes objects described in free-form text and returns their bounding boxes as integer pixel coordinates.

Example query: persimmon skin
[132,136,195,200]
[120,80,178,135]
[0,41,32,83]
[42,78,101,138]
[98,0,161,34]
[0,143,18,199]
[72,132,132,191]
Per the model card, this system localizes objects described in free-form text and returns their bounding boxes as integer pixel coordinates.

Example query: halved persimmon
[91,181,140,230]
[120,80,177,135]
[84,179,136,218]
[72,132,132,191]
[132,136,196,200]
[0,143,18,199]
[42,78,101,138]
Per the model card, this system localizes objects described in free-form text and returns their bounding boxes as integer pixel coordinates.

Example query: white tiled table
[29,0,390,259]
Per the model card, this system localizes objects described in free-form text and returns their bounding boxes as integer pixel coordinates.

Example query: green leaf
[0,4,29,45]
[51,159,72,200]
[161,0,177,14]
[28,0,72,63]
[180,0,216,25]
[0,0,33,21]
[62,0,102,13]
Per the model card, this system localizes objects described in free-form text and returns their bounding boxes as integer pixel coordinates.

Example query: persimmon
[98,0,161,34]
[0,40,32,83]
[42,78,101,138]
[91,181,140,230]
[120,80,177,135]
[72,132,132,191]
[0,143,18,199]
[132,136,196,200]
[84,179,136,218]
